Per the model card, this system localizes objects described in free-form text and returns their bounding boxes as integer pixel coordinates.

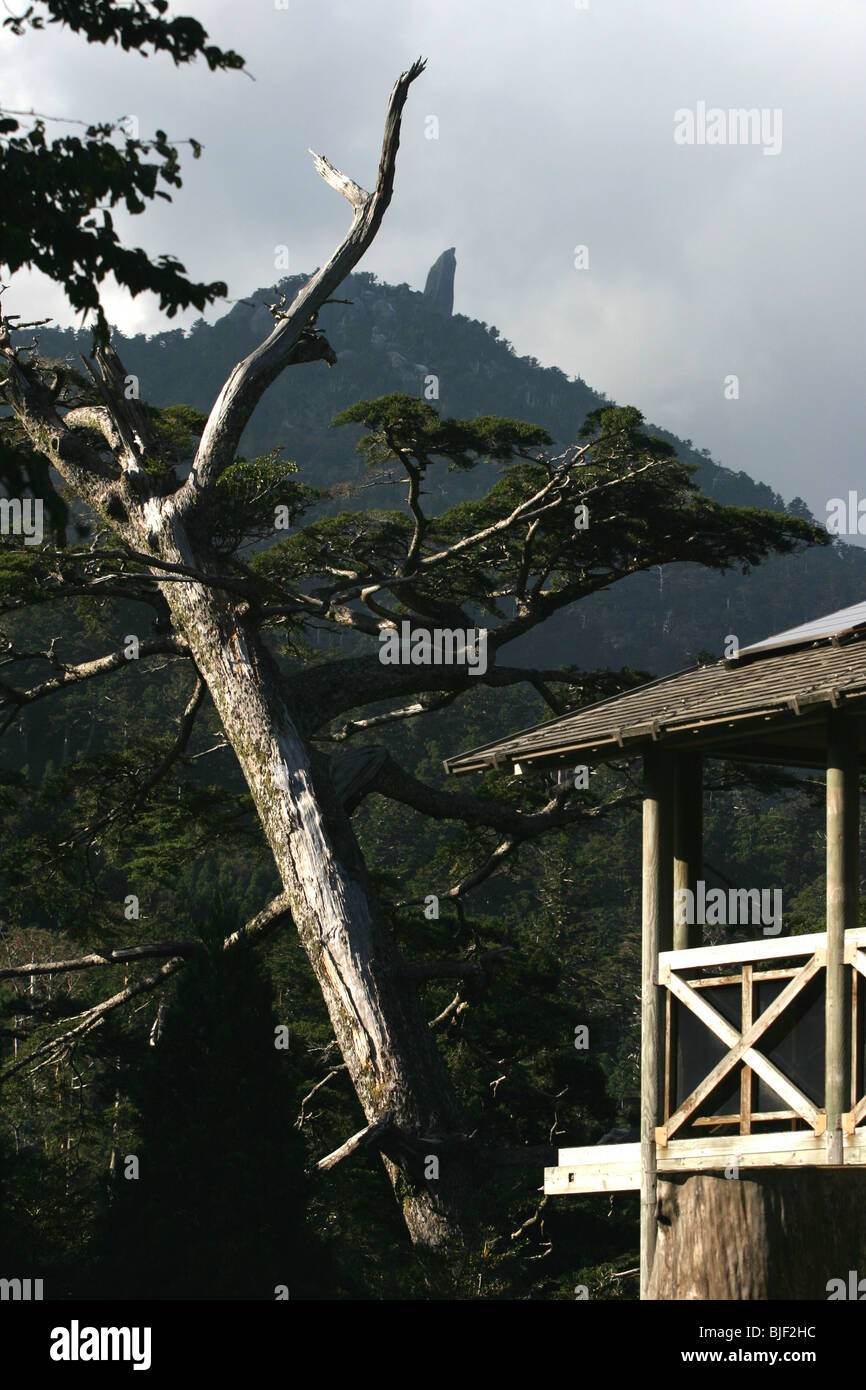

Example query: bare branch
[77,547,257,600]
[0,940,201,980]
[397,836,520,910]
[405,443,591,573]
[0,338,124,515]
[322,690,459,742]
[62,404,126,458]
[1,958,186,1079]
[511,1195,549,1242]
[428,992,467,1029]
[315,1109,396,1171]
[180,59,426,509]
[289,655,614,733]
[441,838,517,901]
[0,894,293,1079]
[85,342,155,472]
[259,594,384,638]
[119,670,206,805]
[365,751,634,840]
[308,151,368,211]
[0,895,292,984]
[0,635,190,730]
[457,1036,566,1105]
[221,892,293,950]
[296,1063,348,1129]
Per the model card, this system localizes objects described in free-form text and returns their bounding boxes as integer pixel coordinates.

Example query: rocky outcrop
[423,248,456,316]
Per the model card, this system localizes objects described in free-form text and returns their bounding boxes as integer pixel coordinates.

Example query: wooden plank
[691,1110,799,1126]
[689,968,799,989]
[640,749,670,1298]
[559,1130,842,1165]
[669,1128,866,1162]
[826,712,857,1163]
[660,927,866,972]
[852,969,860,1107]
[553,1128,866,1195]
[741,963,753,1135]
[661,1132,824,1160]
[661,958,823,1137]
[544,1166,641,1195]
[559,1141,640,1166]
[548,1129,866,1194]
[660,1144,826,1173]
[664,983,672,1122]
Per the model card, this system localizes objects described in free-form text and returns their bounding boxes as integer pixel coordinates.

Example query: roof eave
[444,685,861,777]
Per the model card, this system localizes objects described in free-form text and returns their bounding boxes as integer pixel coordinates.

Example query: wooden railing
[655,928,866,1145]
[544,928,866,1198]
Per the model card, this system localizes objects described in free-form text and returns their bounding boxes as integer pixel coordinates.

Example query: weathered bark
[155,541,469,1244]
[649,1171,866,1299]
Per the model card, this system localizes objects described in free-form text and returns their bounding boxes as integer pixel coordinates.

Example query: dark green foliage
[88,924,331,1300]
[333,393,553,471]
[1,0,245,341]
[4,0,245,67]
[213,454,323,557]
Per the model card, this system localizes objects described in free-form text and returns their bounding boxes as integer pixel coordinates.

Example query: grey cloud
[3,0,864,528]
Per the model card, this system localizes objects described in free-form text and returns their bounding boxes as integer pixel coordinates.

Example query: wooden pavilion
[444,600,866,1298]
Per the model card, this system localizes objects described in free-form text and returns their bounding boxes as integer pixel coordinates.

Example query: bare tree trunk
[649,1171,866,1299]
[161,567,468,1246]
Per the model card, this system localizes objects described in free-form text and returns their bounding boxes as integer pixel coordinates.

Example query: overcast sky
[3,0,864,527]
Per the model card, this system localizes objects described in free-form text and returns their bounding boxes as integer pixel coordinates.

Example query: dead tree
[0,60,481,1246]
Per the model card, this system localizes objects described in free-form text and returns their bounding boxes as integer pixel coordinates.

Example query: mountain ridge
[24,262,865,674]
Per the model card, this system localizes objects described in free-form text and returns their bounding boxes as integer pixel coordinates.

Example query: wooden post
[740,963,754,1135]
[673,754,703,951]
[641,748,673,1299]
[826,713,858,1163]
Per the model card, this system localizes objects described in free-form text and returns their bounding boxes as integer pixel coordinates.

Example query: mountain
[25,257,866,676]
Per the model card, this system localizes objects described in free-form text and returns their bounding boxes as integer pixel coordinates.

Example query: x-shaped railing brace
[656,951,826,1145]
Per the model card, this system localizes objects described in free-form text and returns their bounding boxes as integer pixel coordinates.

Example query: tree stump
[649,1170,866,1299]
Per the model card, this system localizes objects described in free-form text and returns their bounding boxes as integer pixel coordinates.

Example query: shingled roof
[444,603,866,776]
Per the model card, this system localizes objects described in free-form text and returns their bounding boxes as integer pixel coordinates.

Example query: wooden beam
[845,1092,866,1130]
[660,926,866,972]
[741,963,753,1135]
[673,753,703,950]
[559,1129,866,1167]
[545,1128,866,1195]
[826,712,858,1163]
[852,969,860,1124]
[640,749,672,1299]
[545,1150,642,1195]
[663,985,672,1123]
[690,1109,798,1126]
[688,967,799,988]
